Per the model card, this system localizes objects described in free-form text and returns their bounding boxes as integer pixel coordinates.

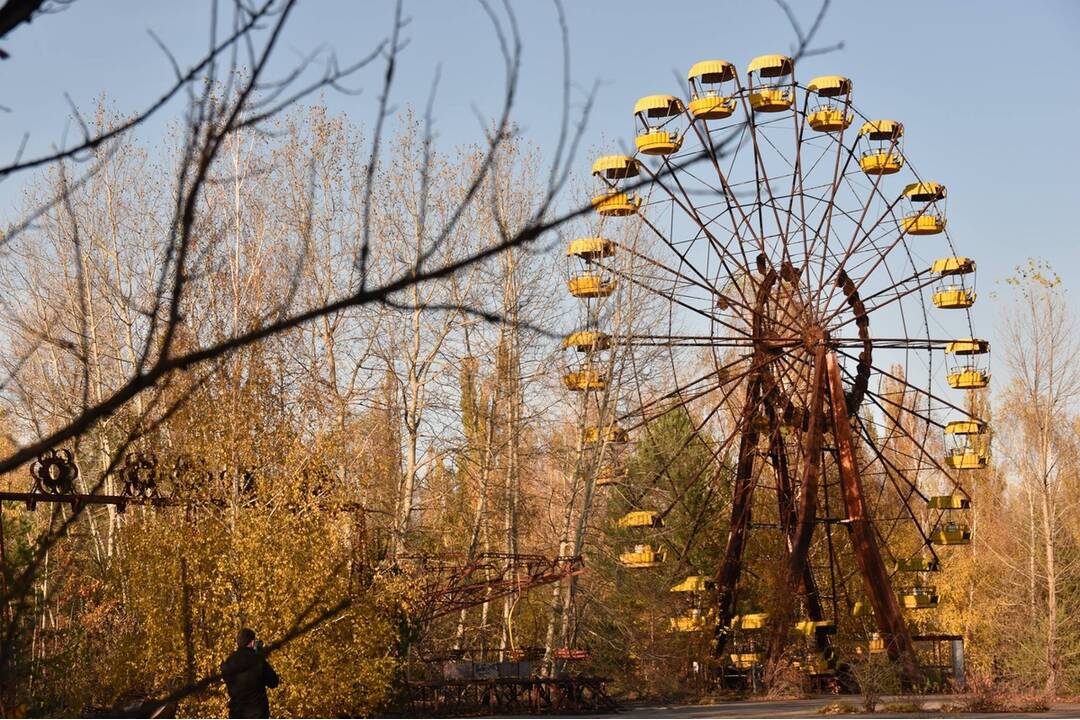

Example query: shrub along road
[610,695,1080,717]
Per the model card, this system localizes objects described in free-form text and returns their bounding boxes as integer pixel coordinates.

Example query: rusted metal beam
[0,490,165,511]
[824,351,921,684]
[401,554,584,623]
[766,345,827,677]
[0,491,371,513]
[713,373,763,658]
[767,386,826,624]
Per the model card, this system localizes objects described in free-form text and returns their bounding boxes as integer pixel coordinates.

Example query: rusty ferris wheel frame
[563,56,989,681]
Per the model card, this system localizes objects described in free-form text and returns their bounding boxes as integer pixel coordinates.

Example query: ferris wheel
[560,54,990,681]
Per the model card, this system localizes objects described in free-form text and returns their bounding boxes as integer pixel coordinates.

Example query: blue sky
[2,0,1078,325]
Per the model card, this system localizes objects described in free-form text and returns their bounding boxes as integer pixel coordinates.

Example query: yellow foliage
[27,506,412,717]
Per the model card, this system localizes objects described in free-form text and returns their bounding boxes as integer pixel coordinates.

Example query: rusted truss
[397,552,584,622]
[403,675,615,716]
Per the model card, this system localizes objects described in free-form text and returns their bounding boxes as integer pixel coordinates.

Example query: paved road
[609,695,1080,717]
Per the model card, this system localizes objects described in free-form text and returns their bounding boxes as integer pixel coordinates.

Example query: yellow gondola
[566,237,615,261]
[904,181,947,202]
[562,330,611,352]
[858,120,904,174]
[687,60,737,120]
[562,370,607,391]
[945,449,988,470]
[568,273,616,298]
[747,54,794,112]
[729,652,764,669]
[898,586,939,609]
[931,522,972,545]
[928,495,971,510]
[945,339,991,390]
[591,155,641,216]
[584,425,628,445]
[904,214,945,235]
[933,287,975,309]
[944,419,985,436]
[894,557,941,572]
[670,575,714,593]
[793,620,836,637]
[671,608,712,632]
[947,368,991,389]
[901,181,947,235]
[595,465,626,487]
[591,154,640,180]
[633,95,684,155]
[620,543,664,568]
[591,191,640,217]
[869,634,886,654]
[617,510,663,529]
[946,338,989,355]
[730,612,769,630]
[931,256,975,276]
[806,75,853,132]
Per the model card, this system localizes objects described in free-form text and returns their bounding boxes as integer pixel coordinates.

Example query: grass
[943,696,1051,714]
[817,701,860,715]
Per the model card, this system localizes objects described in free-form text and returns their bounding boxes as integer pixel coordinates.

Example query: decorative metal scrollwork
[30,448,79,495]
[121,452,161,500]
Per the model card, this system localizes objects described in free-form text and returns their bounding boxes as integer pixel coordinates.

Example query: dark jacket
[221,646,280,719]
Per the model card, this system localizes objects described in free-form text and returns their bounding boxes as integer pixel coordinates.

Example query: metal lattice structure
[398,553,584,624]
[561,54,988,681]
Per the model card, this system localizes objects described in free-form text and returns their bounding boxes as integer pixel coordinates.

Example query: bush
[849,653,902,712]
[765,653,807,699]
[948,671,1051,714]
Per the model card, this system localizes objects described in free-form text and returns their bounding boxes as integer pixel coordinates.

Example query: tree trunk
[1041,481,1058,696]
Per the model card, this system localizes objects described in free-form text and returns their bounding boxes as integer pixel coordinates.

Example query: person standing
[221,628,280,718]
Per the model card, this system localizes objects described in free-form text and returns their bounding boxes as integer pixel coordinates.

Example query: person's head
[236,627,256,649]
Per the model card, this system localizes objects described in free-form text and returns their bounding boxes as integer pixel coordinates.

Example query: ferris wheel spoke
[854,415,936,491]
[651,415,744,522]
[745,119,794,263]
[759,174,857,301]
[817,150,900,279]
[833,361,971,500]
[687,116,767,268]
[820,166,946,322]
[829,337,948,350]
[666,483,722,564]
[776,351,951,490]
[637,162,764,313]
[620,335,791,348]
[624,357,786,510]
[815,177,906,314]
[795,127,860,296]
[850,407,947,553]
[619,356,752,429]
[591,257,755,339]
[765,107,830,282]
[828,274,937,334]
[625,214,757,315]
[730,84,789,265]
[837,349,971,419]
[785,92,813,270]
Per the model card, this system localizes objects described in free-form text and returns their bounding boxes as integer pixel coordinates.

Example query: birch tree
[998,259,1080,695]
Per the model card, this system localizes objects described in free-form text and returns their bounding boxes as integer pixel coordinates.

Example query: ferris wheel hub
[801,326,829,351]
